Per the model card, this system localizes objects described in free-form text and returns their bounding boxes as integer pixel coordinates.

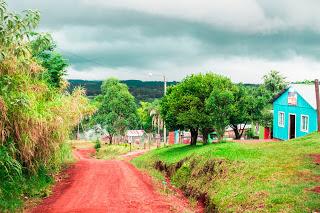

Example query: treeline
[0,2,94,211]
[161,72,287,145]
[69,79,260,102]
[68,79,178,102]
[70,78,315,103]
[89,71,287,146]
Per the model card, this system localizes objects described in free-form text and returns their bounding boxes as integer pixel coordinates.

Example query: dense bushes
[0,1,94,211]
[0,60,93,210]
[0,146,24,211]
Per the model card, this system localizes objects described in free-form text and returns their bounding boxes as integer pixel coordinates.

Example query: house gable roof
[273,84,317,109]
[290,84,317,109]
[127,130,145,137]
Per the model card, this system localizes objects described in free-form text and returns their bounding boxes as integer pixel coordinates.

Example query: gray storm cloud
[8,0,320,82]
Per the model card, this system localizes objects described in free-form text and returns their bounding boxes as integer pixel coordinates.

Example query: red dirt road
[31,149,200,213]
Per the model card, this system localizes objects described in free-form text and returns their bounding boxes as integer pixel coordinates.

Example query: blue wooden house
[273,84,318,140]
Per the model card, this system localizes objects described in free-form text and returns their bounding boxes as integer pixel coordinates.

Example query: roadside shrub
[245,128,255,139]
[24,165,53,198]
[0,146,24,212]
[94,139,101,150]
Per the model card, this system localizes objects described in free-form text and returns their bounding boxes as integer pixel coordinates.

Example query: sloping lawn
[132,133,320,212]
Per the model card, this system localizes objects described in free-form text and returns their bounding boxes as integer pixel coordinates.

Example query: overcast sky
[9,0,320,83]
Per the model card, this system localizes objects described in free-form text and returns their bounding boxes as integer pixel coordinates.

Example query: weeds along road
[30,148,198,213]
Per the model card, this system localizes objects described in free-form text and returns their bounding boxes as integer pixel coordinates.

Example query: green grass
[96,144,138,160]
[0,142,74,212]
[132,132,320,212]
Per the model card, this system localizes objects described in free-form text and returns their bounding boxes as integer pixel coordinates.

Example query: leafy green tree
[262,70,288,99]
[294,79,314,84]
[0,1,68,90]
[259,107,273,128]
[228,85,265,139]
[161,73,232,145]
[149,99,163,134]
[93,78,139,144]
[257,71,287,129]
[0,1,40,60]
[137,101,153,132]
[31,34,69,89]
[206,89,235,141]
[137,99,164,133]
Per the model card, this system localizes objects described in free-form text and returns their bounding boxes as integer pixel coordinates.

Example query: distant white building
[126,130,146,144]
[81,124,108,141]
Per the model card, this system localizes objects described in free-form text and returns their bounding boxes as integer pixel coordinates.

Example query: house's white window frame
[278,111,285,127]
[301,114,309,132]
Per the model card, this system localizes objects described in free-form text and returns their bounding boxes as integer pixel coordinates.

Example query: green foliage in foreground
[0,2,94,211]
[0,143,74,212]
[132,133,320,212]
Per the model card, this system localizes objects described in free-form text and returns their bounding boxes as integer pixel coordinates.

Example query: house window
[278,112,285,127]
[301,115,309,132]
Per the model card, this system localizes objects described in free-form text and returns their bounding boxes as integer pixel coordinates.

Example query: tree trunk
[231,124,241,139]
[239,123,247,139]
[203,132,208,144]
[232,123,247,140]
[201,128,213,144]
[109,135,113,144]
[190,128,198,145]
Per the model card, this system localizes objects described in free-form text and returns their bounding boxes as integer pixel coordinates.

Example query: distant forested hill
[68,79,178,102]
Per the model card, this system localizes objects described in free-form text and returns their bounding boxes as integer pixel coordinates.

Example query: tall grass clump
[0,1,95,211]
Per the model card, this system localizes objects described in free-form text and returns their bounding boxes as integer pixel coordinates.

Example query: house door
[264,127,271,139]
[289,114,296,139]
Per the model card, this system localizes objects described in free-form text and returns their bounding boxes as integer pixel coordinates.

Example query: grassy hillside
[132,133,320,212]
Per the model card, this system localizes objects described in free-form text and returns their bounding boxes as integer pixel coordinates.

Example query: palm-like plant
[149,99,163,134]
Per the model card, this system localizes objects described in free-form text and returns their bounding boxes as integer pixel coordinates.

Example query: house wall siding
[273,90,318,140]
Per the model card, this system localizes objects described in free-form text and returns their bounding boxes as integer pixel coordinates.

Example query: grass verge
[95,143,138,160]
[0,142,74,212]
[132,133,320,212]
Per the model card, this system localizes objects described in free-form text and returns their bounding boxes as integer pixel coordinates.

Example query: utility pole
[163,75,167,146]
[148,72,167,146]
[315,79,320,132]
